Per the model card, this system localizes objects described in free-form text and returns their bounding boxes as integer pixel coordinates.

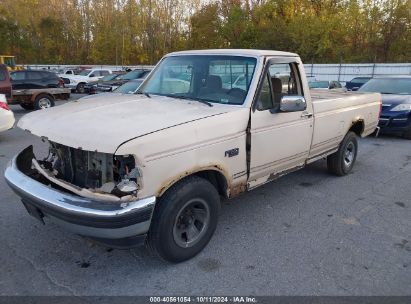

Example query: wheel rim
[343,141,355,168]
[38,98,51,109]
[173,198,210,248]
[78,84,85,93]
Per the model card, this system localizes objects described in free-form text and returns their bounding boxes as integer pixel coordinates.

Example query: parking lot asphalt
[0,94,410,296]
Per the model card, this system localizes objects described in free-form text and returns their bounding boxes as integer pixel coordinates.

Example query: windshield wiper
[169,95,213,107]
[136,90,150,98]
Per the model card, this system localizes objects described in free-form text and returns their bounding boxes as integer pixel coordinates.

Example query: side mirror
[89,74,95,77]
[280,95,307,112]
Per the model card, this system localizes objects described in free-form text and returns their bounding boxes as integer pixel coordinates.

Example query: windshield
[101,74,118,81]
[115,80,143,94]
[118,70,148,80]
[78,69,91,76]
[138,55,257,105]
[350,77,370,84]
[309,81,329,88]
[359,78,411,95]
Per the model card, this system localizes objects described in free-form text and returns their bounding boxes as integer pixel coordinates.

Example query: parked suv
[10,70,64,90]
[0,64,12,102]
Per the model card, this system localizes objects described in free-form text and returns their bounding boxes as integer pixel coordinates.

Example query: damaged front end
[20,143,142,202]
[5,144,156,245]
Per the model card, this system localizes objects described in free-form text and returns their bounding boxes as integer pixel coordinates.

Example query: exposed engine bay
[23,142,141,202]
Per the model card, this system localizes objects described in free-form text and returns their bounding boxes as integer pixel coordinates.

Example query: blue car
[358,76,411,139]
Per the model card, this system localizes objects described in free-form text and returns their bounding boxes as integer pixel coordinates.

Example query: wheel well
[32,93,54,102]
[193,170,228,198]
[349,120,364,136]
[158,169,230,199]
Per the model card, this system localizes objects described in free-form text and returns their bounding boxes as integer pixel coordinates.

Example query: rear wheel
[34,94,55,110]
[327,131,358,176]
[148,176,220,263]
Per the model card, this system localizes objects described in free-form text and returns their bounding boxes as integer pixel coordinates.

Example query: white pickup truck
[5,50,381,262]
[60,68,112,93]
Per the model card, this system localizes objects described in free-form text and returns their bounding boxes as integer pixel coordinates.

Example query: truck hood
[18,94,243,154]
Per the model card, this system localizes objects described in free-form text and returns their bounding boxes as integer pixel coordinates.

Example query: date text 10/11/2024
[149,296,257,303]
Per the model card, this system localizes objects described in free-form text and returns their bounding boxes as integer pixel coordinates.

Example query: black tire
[20,103,34,110]
[403,128,411,140]
[34,94,55,110]
[76,83,86,93]
[148,176,220,263]
[327,131,358,176]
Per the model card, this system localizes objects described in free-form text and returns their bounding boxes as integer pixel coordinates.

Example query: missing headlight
[35,142,141,199]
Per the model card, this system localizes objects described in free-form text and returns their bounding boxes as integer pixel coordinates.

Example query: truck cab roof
[167,49,299,58]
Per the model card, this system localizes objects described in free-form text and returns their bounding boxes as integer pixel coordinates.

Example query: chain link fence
[304,63,411,84]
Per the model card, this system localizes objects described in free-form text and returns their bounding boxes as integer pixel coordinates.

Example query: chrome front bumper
[4,148,156,244]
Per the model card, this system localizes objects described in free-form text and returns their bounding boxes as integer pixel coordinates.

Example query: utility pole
[122,30,125,67]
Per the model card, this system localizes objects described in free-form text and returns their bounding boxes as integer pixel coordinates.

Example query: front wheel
[148,176,220,263]
[327,131,358,176]
[76,83,85,93]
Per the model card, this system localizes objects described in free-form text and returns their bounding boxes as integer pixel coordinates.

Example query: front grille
[49,142,136,191]
[53,144,113,188]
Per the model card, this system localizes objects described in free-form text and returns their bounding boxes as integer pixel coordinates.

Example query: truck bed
[12,88,71,97]
[9,88,71,105]
[310,89,373,102]
[308,89,381,161]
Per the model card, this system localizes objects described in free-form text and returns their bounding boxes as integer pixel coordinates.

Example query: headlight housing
[390,104,411,112]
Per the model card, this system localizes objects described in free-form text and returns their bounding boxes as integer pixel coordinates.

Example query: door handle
[301,111,313,118]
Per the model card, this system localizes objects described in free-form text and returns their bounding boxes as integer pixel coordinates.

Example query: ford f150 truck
[4,50,381,262]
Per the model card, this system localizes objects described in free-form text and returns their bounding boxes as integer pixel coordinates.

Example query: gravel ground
[0,95,410,296]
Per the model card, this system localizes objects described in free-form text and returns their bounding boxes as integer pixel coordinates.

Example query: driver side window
[257,62,302,111]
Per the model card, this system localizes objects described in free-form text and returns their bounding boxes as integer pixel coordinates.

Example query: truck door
[248,58,313,189]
